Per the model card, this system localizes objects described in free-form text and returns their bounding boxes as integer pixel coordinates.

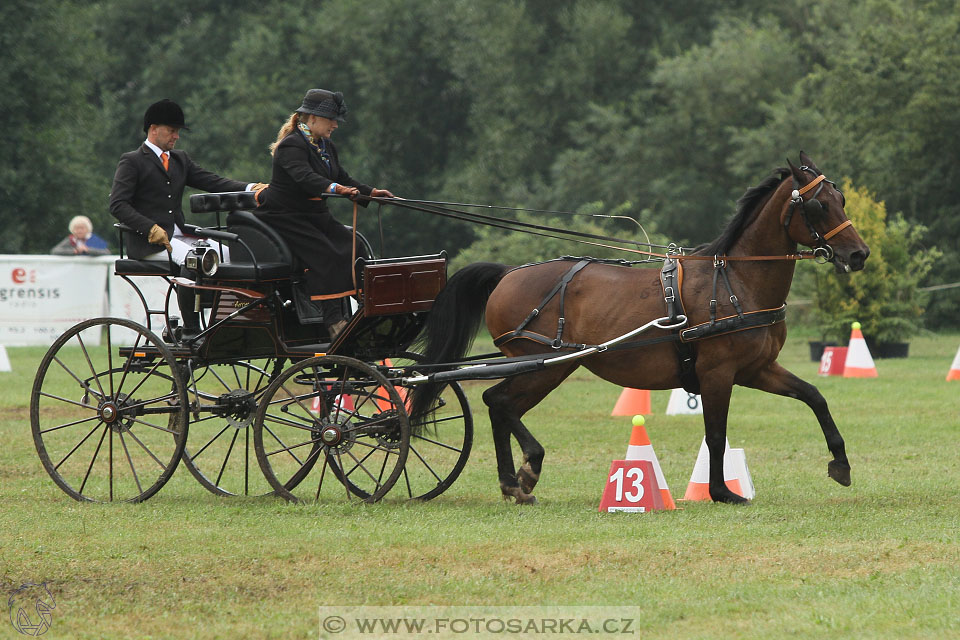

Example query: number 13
[610,466,644,502]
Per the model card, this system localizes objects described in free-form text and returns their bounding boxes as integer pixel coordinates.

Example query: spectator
[51,215,110,256]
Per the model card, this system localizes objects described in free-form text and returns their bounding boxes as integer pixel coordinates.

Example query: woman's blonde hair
[270,112,302,155]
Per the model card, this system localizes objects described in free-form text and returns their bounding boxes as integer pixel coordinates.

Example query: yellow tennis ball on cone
[852,321,861,330]
[632,415,645,427]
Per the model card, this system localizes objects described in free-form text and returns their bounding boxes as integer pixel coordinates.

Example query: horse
[410,152,870,505]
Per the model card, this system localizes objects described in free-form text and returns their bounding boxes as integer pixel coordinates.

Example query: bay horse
[411,153,869,504]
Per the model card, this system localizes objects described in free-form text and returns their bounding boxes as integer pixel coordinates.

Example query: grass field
[1,332,958,639]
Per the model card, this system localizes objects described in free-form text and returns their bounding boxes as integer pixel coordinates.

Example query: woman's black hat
[296,89,347,121]
[143,99,189,133]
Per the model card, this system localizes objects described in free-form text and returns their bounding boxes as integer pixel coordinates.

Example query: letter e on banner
[598,460,665,512]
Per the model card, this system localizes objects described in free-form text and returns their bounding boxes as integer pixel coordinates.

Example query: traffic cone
[374,359,407,411]
[842,322,878,378]
[947,344,960,381]
[611,388,651,416]
[666,388,702,415]
[312,391,355,414]
[681,438,752,501]
[0,346,10,372]
[623,416,675,509]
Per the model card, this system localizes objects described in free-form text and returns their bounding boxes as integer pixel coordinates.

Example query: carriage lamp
[185,242,220,277]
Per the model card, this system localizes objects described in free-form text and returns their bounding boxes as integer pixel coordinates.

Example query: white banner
[0,255,111,345]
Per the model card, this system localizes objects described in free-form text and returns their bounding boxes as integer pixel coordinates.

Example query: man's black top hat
[143,99,188,134]
[296,89,347,122]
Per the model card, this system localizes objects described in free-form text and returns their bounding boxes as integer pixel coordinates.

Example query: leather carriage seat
[114,192,296,282]
[192,191,295,282]
[215,209,295,282]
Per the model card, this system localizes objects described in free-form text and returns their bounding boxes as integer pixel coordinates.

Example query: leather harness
[492,257,788,394]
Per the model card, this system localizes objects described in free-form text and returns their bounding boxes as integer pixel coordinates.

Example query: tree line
[2,0,956,326]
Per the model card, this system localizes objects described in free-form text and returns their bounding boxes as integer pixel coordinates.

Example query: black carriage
[30,192,472,503]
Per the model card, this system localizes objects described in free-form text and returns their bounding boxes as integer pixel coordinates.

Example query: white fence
[0,255,171,345]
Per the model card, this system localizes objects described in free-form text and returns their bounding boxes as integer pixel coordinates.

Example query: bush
[809,180,940,343]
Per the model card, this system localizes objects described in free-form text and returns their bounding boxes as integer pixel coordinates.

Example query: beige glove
[148,224,172,253]
[252,183,269,204]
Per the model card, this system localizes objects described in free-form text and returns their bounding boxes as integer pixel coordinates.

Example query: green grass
[1,335,959,639]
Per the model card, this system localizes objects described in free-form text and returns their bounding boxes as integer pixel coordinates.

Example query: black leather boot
[177,269,202,342]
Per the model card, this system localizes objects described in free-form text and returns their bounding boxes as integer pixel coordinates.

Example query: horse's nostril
[849,250,867,271]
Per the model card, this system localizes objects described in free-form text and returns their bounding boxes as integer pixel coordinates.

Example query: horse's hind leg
[483,364,579,504]
[744,362,851,486]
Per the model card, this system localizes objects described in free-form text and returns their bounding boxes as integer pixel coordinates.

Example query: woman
[51,215,111,256]
[256,89,393,336]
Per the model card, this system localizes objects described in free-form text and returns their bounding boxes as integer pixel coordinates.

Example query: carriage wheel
[386,352,473,500]
[180,358,283,497]
[30,318,188,503]
[254,355,409,503]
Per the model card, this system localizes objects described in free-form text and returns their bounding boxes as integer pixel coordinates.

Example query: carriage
[30,191,472,503]
[31,154,871,506]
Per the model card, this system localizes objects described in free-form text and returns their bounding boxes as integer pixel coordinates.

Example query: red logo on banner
[598,460,665,513]
[11,268,26,284]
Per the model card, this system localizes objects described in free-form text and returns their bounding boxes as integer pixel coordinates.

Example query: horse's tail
[408,262,509,432]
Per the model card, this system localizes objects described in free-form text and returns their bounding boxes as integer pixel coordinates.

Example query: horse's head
[783,152,870,273]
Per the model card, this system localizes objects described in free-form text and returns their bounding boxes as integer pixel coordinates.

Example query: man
[110,98,265,261]
[109,98,266,338]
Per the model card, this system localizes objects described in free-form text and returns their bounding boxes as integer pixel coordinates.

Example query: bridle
[781,166,854,263]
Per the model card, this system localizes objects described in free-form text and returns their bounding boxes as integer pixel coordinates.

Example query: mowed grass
[1,333,958,639]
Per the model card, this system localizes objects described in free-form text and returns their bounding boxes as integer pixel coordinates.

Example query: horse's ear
[787,157,803,182]
[799,150,820,173]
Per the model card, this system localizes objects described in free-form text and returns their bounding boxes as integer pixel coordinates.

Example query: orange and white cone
[947,344,960,381]
[611,388,651,416]
[842,322,878,378]
[623,416,675,509]
[681,437,753,501]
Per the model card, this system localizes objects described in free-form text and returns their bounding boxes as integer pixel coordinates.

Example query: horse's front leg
[700,379,751,505]
[742,362,850,487]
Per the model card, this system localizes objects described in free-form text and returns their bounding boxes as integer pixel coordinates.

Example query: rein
[340,194,823,263]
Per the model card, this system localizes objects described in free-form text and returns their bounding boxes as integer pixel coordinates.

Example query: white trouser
[141,225,231,265]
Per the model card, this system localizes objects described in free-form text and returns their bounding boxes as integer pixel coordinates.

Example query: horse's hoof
[500,484,538,505]
[828,460,852,486]
[710,487,751,505]
[517,466,539,494]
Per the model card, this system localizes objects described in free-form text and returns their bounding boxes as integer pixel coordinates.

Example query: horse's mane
[694,168,790,256]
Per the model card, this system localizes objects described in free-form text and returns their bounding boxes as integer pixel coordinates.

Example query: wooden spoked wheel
[31,318,188,503]
[180,358,283,497]
[254,355,410,503]
[386,352,473,500]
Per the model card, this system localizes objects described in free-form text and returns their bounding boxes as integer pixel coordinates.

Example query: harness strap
[493,259,591,349]
[680,305,787,342]
[796,173,825,196]
[823,219,852,240]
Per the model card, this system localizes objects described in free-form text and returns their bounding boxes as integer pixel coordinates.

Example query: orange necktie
[161,151,169,171]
